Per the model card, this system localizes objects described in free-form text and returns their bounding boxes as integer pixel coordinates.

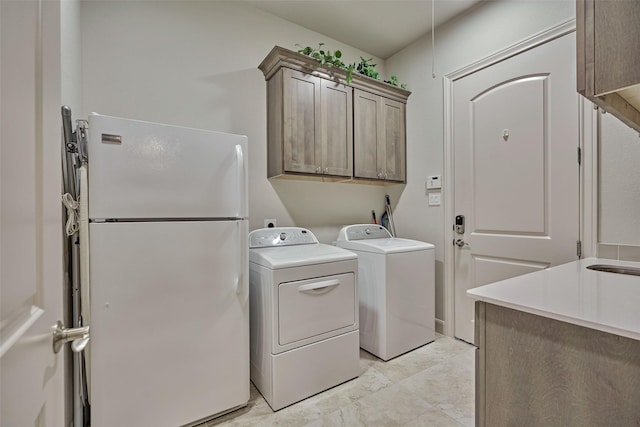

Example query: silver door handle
[52,320,90,354]
[454,239,469,248]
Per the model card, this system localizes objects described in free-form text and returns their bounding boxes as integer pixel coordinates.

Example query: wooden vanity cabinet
[475,301,640,426]
[353,89,406,182]
[266,67,352,179]
[577,0,640,132]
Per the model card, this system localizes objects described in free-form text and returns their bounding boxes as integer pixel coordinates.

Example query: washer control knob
[365,228,371,235]
[279,232,287,241]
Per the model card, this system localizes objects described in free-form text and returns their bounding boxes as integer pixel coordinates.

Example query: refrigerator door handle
[235,144,247,218]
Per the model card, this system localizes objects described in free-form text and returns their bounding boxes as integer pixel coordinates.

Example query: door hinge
[577,240,582,258]
[577,147,582,166]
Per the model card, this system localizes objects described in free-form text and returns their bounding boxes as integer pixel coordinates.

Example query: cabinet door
[354,89,406,182]
[380,97,406,182]
[282,68,321,174]
[353,89,380,179]
[321,79,353,177]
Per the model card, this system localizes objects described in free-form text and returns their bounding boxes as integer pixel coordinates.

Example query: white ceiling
[245,0,483,59]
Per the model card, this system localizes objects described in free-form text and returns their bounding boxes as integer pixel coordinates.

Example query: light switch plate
[428,192,441,206]
[426,175,442,190]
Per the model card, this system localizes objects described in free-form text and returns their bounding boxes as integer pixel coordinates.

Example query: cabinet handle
[323,167,328,174]
[316,166,321,173]
[384,172,388,179]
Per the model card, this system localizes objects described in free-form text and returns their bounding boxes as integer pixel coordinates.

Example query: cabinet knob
[323,167,328,174]
[316,166,321,173]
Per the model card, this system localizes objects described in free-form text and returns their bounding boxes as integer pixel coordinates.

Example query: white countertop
[467,258,640,341]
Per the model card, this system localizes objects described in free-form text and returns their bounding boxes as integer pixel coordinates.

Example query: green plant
[296,43,354,83]
[384,75,399,86]
[295,43,407,89]
[383,75,408,90]
[355,57,380,80]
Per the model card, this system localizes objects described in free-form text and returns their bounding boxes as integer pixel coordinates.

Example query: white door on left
[1,1,65,426]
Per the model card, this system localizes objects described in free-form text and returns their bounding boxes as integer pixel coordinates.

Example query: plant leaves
[294,43,404,88]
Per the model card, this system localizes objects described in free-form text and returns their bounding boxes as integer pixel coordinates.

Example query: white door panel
[453,33,579,343]
[473,75,547,234]
[1,1,64,426]
[89,220,249,427]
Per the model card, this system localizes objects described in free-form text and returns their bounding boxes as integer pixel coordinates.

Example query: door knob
[52,320,90,354]
[454,239,469,248]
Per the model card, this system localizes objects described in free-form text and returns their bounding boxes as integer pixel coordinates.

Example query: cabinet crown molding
[258,46,411,104]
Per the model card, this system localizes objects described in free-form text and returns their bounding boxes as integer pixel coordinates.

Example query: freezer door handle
[235,144,247,217]
[235,221,249,304]
[235,276,243,296]
[298,279,340,294]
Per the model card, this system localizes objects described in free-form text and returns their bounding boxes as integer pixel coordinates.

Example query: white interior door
[1,1,65,425]
[453,32,580,344]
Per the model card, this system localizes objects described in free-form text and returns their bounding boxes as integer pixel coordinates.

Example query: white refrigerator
[85,113,249,426]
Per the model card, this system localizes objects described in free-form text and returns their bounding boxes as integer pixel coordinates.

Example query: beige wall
[598,111,640,249]
[78,0,586,330]
[78,0,394,243]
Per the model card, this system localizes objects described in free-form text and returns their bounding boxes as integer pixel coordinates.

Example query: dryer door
[278,273,356,346]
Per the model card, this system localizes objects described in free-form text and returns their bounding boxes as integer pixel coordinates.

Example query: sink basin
[586,264,640,276]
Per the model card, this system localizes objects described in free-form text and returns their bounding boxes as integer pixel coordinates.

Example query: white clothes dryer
[335,224,435,361]
[248,227,359,411]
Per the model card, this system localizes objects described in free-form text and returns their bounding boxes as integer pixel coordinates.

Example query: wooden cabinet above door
[259,46,410,183]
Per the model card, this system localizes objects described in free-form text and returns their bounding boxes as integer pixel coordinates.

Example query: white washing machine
[248,227,360,411]
[335,224,435,361]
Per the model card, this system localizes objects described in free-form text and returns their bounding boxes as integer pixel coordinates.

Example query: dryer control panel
[249,227,318,248]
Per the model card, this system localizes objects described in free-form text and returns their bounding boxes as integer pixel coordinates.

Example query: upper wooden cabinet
[265,67,353,178]
[259,46,410,183]
[577,0,640,132]
[354,89,406,182]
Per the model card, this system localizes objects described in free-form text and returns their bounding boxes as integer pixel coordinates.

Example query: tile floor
[206,335,475,426]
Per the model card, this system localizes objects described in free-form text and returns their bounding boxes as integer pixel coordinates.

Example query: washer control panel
[249,227,318,248]
[338,224,392,241]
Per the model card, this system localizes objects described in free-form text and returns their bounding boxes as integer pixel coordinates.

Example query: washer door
[278,273,356,346]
